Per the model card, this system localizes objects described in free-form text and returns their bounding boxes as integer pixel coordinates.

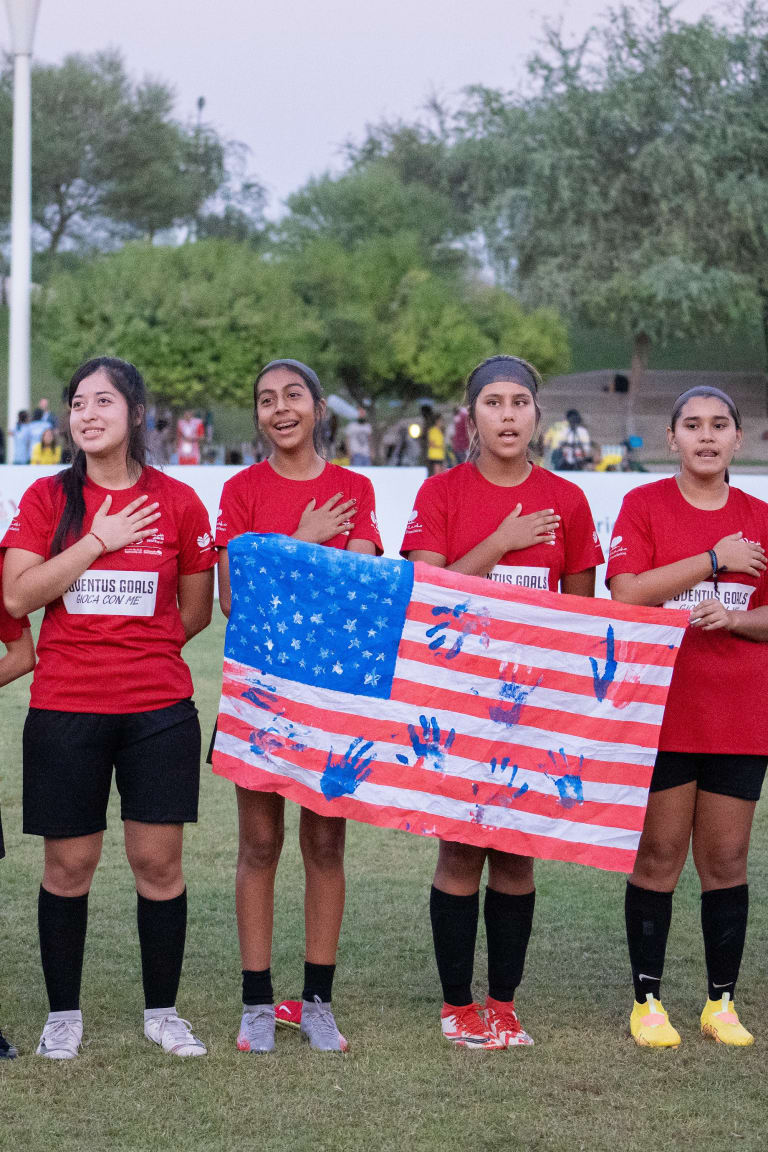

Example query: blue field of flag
[225,534,414,699]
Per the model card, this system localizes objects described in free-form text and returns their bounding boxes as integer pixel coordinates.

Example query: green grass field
[1,615,767,1151]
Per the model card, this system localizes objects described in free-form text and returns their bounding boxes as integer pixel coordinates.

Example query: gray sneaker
[237,1004,275,1053]
[300,996,348,1052]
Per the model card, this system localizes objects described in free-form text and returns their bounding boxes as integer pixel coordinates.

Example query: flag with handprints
[213,534,688,873]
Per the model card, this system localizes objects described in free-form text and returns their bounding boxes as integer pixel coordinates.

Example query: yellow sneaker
[630,994,681,1048]
[700,994,754,1046]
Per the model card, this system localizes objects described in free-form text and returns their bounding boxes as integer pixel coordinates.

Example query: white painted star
[332,662,343,675]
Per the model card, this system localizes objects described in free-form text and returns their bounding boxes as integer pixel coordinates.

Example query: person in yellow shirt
[426,414,446,476]
[30,428,62,466]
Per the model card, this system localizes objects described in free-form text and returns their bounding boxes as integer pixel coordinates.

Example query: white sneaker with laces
[144,1008,207,1057]
[36,1011,83,1060]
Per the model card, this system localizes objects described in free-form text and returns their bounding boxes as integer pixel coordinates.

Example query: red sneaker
[440,1002,504,1049]
[484,997,534,1047]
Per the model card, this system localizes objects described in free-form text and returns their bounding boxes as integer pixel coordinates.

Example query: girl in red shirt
[607,386,768,1048]
[0,569,35,1060]
[2,357,215,1061]
[214,359,382,1054]
[401,355,603,1049]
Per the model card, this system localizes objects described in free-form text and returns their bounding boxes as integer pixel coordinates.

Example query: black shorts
[0,803,4,860]
[650,751,767,802]
[23,699,201,839]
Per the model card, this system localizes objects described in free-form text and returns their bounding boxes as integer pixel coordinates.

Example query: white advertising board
[3,464,768,598]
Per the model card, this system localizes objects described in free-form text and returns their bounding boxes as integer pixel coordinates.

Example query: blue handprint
[489,755,529,799]
[542,749,584,809]
[426,601,491,660]
[489,676,542,727]
[321,737,376,800]
[242,678,281,713]
[589,625,617,702]
[396,715,456,769]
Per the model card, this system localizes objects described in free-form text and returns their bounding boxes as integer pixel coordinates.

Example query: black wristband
[708,548,718,577]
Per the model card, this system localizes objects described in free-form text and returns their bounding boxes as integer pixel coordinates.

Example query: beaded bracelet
[89,531,107,557]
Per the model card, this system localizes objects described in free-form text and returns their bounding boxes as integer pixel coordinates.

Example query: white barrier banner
[4,465,768,598]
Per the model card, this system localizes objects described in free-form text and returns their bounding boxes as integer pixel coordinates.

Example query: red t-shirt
[606,477,768,753]
[215,461,383,552]
[1,467,216,713]
[0,557,29,643]
[400,462,603,590]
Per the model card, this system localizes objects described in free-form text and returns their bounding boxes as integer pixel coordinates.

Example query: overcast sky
[5,0,723,210]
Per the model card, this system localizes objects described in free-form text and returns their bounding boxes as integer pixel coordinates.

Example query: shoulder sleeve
[348,474,383,554]
[0,478,56,557]
[176,485,217,575]
[604,487,656,583]
[561,485,604,574]
[215,471,252,548]
[400,476,448,557]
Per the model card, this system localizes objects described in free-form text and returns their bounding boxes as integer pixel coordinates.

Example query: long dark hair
[253,358,326,455]
[51,357,148,555]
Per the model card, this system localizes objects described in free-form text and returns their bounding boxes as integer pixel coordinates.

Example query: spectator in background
[345,407,373,466]
[552,410,594,471]
[176,410,205,465]
[38,398,56,430]
[148,418,173,466]
[426,413,446,476]
[12,411,32,465]
[450,405,470,465]
[30,428,62,466]
[26,408,50,454]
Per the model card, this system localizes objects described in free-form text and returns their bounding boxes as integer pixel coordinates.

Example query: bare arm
[610,533,766,607]
[178,569,214,642]
[689,598,768,641]
[2,494,161,617]
[217,549,231,618]
[347,538,377,555]
[561,569,596,597]
[0,628,35,687]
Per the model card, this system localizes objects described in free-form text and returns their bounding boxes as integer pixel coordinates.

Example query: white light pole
[4,0,41,454]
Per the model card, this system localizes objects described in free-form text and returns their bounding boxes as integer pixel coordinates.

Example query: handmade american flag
[213,534,688,873]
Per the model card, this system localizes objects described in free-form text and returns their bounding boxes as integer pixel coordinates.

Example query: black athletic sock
[302,961,336,1004]
[137,889,187,1010]
[701,884,748,1001]
[625,880,673,1003]
[429,885,479,1007]
[484,886,536,1002]
[242,968,273,1007]
[38,886,88,1012]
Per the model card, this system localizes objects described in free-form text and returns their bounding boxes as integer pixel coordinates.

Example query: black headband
[255,358,322,395]
[671,386,740,428]
[467,356,539,407]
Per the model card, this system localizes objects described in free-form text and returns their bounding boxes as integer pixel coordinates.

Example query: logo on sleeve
[407,508,422,533]
[370,510,379,531]
[610,535,622,550]
[197,532,212,550]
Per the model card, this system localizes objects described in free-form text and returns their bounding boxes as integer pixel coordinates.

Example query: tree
[447,3,763,399]
[0,51,232,262]
[38,240,323,407]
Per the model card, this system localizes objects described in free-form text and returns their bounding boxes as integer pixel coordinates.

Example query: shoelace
[243,1007,273,1041]
[157,1015,198,1049]
[452,1004,487,1035]
[490,1006,522,1035]
[305,997,339,1046]
[42,1018,81,1050]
